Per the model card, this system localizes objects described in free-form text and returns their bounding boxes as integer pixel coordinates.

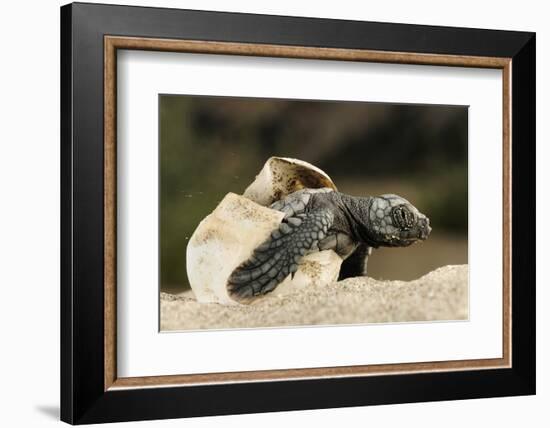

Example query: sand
[160,264,468,331]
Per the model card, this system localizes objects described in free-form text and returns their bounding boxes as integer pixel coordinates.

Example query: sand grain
[161,264,468,331]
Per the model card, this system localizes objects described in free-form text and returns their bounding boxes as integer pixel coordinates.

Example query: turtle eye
[392,206,414,230]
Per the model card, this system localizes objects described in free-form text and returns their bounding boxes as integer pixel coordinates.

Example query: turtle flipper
[338,243,372,280]
[227,209,334,303]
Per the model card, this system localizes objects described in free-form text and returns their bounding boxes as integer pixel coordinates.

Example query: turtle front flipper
[338,243,372,280]
[227,209,334,303]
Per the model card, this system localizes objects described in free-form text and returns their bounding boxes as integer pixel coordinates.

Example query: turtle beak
[419,218,432,240]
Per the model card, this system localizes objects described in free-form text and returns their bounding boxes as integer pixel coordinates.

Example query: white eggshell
[243,156,337,207]
[186,193,281,305]
[186,193,342,305]
[270,251,343,297]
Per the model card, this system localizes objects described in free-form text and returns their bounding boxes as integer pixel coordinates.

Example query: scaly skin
[227,188,431,303]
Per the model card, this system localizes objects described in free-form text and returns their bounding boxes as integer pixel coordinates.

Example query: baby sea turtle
[227,188,432,303]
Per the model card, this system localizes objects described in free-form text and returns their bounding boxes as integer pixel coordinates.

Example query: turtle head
[365,194,431,247]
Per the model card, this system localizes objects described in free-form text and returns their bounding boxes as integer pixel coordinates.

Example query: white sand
[161,264,468,331]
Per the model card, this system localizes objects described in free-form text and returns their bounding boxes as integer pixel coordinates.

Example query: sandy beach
[160,264,468,331]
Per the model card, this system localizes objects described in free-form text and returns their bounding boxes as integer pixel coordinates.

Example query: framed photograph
[61,2,535,424]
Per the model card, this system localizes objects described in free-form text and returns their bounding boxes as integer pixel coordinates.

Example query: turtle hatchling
[228,188,432,303]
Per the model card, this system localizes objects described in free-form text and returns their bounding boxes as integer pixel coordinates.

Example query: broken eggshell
[243,156,337,206]
[186,158,341,305]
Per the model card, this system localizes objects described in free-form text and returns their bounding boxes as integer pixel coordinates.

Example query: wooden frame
[104,35,512,389]
[62,2,535,424]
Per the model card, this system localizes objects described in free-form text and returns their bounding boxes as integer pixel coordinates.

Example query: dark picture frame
[61,2,535,424]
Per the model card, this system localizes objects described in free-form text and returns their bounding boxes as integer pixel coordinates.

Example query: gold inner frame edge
[103,36,512,391]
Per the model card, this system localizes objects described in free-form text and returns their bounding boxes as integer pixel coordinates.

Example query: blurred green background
[160,95,468,293]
